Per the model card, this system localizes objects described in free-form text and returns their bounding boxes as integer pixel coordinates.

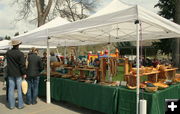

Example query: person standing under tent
[6,40,27,109]
[50,51,58,62]
[3,56,8,101]
[26,47,43,105]
[41,51,47,70]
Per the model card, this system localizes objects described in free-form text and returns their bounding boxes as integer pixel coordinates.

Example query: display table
[117,84,180,114]
[39,76,180,114]
[39,76,118,114]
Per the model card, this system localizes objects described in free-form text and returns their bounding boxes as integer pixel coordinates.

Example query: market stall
[11,0,180,113]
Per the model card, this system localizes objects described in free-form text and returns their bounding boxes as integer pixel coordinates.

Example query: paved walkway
[0,77,103,114]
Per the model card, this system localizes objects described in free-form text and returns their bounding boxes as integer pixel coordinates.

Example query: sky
[0,0,159,37]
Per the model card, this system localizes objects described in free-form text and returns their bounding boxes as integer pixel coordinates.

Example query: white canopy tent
[47,3,180,114]
[89,0,131,18]
[0,40,56,49]
[13,0,180,47]
[12,0,180,113]
[14,17,69,43]
[14,17,103,46]
[48,4,180,42]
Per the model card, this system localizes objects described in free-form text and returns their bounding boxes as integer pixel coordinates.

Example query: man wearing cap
[6,40,27,109]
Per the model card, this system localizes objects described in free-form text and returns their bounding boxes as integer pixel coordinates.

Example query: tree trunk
[36,0,52,27]
[172,0,180,68]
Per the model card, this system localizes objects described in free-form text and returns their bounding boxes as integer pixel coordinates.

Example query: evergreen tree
[154,0,180,67]
[4,35,11,40]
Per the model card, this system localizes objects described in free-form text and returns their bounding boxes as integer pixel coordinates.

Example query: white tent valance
[0,40,56,49]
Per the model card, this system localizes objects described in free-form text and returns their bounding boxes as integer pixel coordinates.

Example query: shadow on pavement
[0,94,9,108]
[0,76,5,82]
[38,97,104,114]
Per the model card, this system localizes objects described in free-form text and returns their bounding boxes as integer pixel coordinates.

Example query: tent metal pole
[64,40,67,64]
[108,44,110,81]
[56,48,59,55]
[46,36,51,103]
[136,20,140,114]
[107,34,112,82]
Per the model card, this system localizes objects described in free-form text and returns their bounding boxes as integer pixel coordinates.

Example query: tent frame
[11,1,180,114]
[135,19,140,114]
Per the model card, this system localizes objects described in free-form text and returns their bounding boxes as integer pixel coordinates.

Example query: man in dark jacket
[26,47,43,105]
[6,40,27,109]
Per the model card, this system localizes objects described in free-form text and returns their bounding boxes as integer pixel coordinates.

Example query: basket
[145,86,158,92]
[127,84,136,90]
[153,82,169,89]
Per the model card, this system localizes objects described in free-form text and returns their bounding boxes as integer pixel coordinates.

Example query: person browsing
[6,40,27,109]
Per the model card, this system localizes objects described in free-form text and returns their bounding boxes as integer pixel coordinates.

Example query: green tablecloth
[39,76,180,114]
[117,84,180,114]
[39,76,118,114]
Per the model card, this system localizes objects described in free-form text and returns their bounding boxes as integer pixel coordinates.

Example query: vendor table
[117,84,180,114]
[39,76,118,114]
[39,76,180,114]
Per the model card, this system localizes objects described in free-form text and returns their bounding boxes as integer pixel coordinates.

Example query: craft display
[153,82,169,89]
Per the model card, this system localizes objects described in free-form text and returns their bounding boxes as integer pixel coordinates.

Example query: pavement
[0,77,103,114]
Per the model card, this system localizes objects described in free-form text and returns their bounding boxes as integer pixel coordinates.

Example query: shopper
[50,51,58,62]
[41,51,47,70]
[3,56,8,101]
[26,47,43,105]
[6,40,27,109]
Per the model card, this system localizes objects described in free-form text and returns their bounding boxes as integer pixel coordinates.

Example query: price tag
[120,81,127,86]
[94,80,97,84]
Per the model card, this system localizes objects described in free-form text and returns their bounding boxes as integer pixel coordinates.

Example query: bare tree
[13,0,52,27]
[36,0,52,26]
[54,0,99,21]
[13,0,100,27]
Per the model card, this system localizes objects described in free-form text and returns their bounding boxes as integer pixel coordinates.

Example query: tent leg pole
[108,43,112,82]
[46,37,51,103]
[136,21,140,114]
[64,46,67,64]
[64,41,67,64]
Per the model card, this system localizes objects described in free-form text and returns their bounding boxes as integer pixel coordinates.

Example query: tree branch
[44,0,53,18]
[35,0,42,17]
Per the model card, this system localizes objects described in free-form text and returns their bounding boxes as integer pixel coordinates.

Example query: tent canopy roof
[13,0,180,47]
[89,0,132,18]
[14,17,70,46]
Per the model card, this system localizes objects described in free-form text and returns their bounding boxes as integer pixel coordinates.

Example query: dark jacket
[6,47,26,77]
[27,53,43,77]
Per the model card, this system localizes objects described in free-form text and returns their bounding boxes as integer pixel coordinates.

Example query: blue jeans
[8,76,24,108]
[26,76,40,104]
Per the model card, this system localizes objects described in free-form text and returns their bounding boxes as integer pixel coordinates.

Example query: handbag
[21,79,28,94]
